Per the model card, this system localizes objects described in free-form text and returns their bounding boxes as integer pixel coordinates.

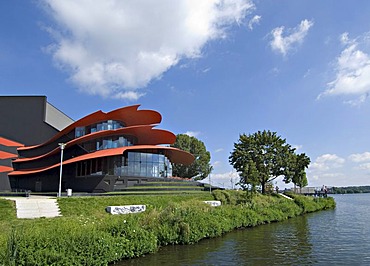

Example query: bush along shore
[0,191,335,265]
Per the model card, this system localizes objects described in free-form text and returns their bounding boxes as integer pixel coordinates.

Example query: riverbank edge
[0,191,335,265]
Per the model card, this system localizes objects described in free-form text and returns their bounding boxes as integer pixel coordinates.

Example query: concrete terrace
[4,195,62,219]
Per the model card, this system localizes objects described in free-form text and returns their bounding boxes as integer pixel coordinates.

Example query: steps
[5,196,62,219]
[278,193,294,200]
[115,179,208,192]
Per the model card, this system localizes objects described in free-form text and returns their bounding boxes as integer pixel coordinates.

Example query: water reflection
[118,216,315,265]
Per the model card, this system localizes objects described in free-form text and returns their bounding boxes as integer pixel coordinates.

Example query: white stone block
[203,200,221,207]
[106,205,146,215]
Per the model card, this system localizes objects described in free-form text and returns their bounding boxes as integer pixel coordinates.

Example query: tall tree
[229,130,296,194]
[286,153,310,189]
[171,134,211,180]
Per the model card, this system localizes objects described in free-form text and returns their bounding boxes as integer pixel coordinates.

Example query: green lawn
[0,192,335,265]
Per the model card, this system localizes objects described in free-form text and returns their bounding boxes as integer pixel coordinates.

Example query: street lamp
[208,165,213,194]
[58,143,66,197]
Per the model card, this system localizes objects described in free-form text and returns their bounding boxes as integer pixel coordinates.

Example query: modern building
[0,96,193,192]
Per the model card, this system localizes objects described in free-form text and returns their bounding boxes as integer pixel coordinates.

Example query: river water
[118,194,370,265]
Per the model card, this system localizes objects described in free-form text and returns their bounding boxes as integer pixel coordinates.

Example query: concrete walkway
[4,195,62,219]
[278,193,294,200]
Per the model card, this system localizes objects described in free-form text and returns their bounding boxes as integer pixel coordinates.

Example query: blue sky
[1,0,370,189]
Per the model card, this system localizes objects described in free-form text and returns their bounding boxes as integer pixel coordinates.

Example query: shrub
[0,193,335,265]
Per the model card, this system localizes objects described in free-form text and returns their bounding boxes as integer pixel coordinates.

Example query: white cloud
[358,163,370,170]
[41,0,254,100]
[206,171,240,188]
[184,131,200,137]
[248,15,261,30]
[201,67,211,73]
[348,152,370,163]
[215,148,224,153]
[270,19,314,56]
[340,32,351,45]
[303,69,311,78]
[309,154,345,171]
[212,161,222,167]
[344,94,368,107]
[319,32,370,104]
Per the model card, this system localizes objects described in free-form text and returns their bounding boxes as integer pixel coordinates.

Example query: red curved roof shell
[9,145,193,176]
[13,126,176,163]
[0,137,24,147]
[11,105,194,178]
[18,105,162,151]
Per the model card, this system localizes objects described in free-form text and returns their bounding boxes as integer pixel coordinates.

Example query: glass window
[75,127,85,138]
[128,164,134,175]
[113,139,118,148]
[107,139,113,149]
[107,120,113,130]
[153,165,159,177]
[122,166,127,176]
[119,153,172,178]
[133,162,140,176]
[141,153,147,163]
[147,163,153,177]
[140,163,147,176]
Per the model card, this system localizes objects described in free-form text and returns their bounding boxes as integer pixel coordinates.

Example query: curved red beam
[9,146,194,176]
[0,137,24,147]
[18,105,161,151]
[0,166,13,173]
[0,151,18,160]
[14,125,176,163]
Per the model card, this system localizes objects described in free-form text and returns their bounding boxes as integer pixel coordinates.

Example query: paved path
[278,193,294,200]
[4,196,62,219]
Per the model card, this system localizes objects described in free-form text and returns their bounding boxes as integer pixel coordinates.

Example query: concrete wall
[45,102,73,131]
[0,96,73,145]
[0,95,74,191]
[0,172,11,191]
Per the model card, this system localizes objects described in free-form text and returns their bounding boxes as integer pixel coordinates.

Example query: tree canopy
[229,130,310,193]
[171,134,211,180]
[286,152,310,188]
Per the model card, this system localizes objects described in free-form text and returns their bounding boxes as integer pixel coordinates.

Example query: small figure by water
[275,186,279,194]
[321,185,328,198]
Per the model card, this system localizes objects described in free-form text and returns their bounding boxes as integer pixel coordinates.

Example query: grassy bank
[0,191,335,265]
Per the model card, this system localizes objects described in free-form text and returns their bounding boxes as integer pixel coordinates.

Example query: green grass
[58,194,214,218]
[0,198,17,222]
[106,190,209,195]
[0,191,335,265]
[121,186,203,190]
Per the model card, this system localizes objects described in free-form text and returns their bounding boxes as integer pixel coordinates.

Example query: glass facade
[80,135,137,152]
[75,120,124,138]
[72,118,174,179]
[119,151,172,178]
[76,151,172,178]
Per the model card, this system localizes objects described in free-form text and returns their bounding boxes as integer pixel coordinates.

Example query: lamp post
[58,143,66,197]
[209,173,211,194]
[208,165,213,194]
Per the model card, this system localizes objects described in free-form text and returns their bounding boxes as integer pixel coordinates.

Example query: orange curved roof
[0,137,24,147]
[0,166,13,173]
[9,146,194,176]
[18,105,161,151]
[0,151,18,159]
[14,126,176,163]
